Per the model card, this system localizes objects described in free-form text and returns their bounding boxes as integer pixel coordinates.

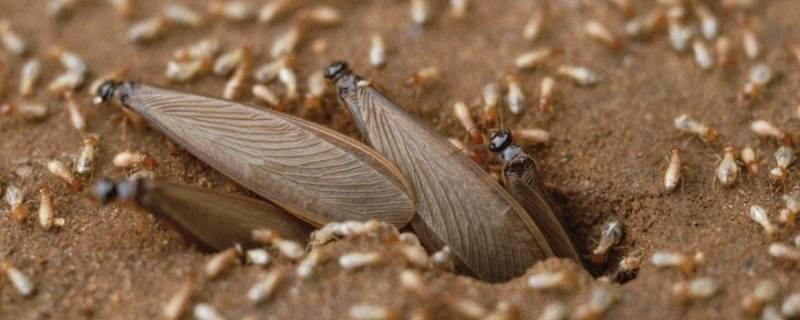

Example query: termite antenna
[488,129,513,153]
[91,177,141,204]
[324,61,350,80]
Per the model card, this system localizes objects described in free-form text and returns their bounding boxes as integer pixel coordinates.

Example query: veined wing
[118,83,415,227]
[505,158,581,263]
[139,180,313,250]
[331,69,554,281]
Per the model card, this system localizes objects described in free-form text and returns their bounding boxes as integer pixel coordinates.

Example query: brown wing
[334,74,554,282]
[138,180,313,250]
[119,83,415,228]
[504,157,581,263]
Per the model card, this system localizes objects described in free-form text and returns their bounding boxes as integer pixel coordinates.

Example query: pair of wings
[333,72,558,281]
[119,83,416,229]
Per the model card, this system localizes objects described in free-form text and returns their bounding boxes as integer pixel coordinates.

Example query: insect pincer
[488,129,513,153]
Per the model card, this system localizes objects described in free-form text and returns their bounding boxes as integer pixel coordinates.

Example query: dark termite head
[488,129,514,153]
[324,61,350,80]
[93,80,139,107]
[91,177,141,204]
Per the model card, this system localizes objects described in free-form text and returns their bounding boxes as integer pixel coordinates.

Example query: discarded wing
[488,129,581,263]
[91,178,313,250]
[97,81,415,228]
[326,62,555,281]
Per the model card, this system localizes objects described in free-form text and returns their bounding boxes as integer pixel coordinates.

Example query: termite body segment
[91,178,312,251]
[328,62,558,281]
[95,81,415,228]
[488,129,581,263]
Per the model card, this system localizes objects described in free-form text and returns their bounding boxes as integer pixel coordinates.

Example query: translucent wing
[118,83,415,227]
[331,69,554,281]
[504,157,581,263]
[138,180,313,250]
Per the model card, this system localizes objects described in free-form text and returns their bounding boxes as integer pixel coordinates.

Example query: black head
[91,178,118,204]
[324,61,349,80]
[94,80,119,104]
[488,129,513,153]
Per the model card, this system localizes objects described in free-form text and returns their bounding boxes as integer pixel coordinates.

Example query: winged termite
[91,178,313,250]
[95,81,415,228]
[488,129,581,263]
[326,62,556,281]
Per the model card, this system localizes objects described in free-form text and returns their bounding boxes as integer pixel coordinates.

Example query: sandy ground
[1,0,800,319]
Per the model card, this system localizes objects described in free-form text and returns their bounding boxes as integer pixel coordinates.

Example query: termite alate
[165,3,204,28]
[523,10,545,41]
[248,269,283,304]
[246,249,270,266]
[650,250,700,273]
[431,246,454,272]
[369,34,386,68]
[407,66,440,89]
[513,128,549,144]
[19,59,41,97]
[674,114,717,142]
[0,103,48,120]
[0,20,27,55]
[717,147,739,187]
[64,91,86,131]
[173,39,220,61]
[193,303,224,320]
[271,26,301,58]
[590,220,622,263]
[538,302,567,320]
[108,0,134,19]
[278,67,298,101]
[258,0,291,24]
[349,304,395,320]
[514,47,560,70]
[538,76,556,113]
[213,47,244,76]
[127,16,171,43]
[38,187,55,230]
[665,148,682,192]
[741,146,759,175]
[252,84,280,107]
[47,160,82,191]
[339,252,383,270]
[741,280,779,314]
[166,58,210,82]
[4,185,28,223]
[482,83,500,128]
[113,151,157,169]
[505,75,526,114]
[296,249,321,279]
[410,0,430,26]
[1,260,34,297]
[527,270,573,290]
[208,1,256,21]
[672,277,719,302]
[768,243,800,262]
[450,0,467,18]
[557,65,599,86]
[715,36,732,68]
[204,247,239,279]
[692,40,713,70]
[693,4,718,40]
[584,20,621,51]
[573,286,617,320]
[162,272,196,320]
[784,293,800,317]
